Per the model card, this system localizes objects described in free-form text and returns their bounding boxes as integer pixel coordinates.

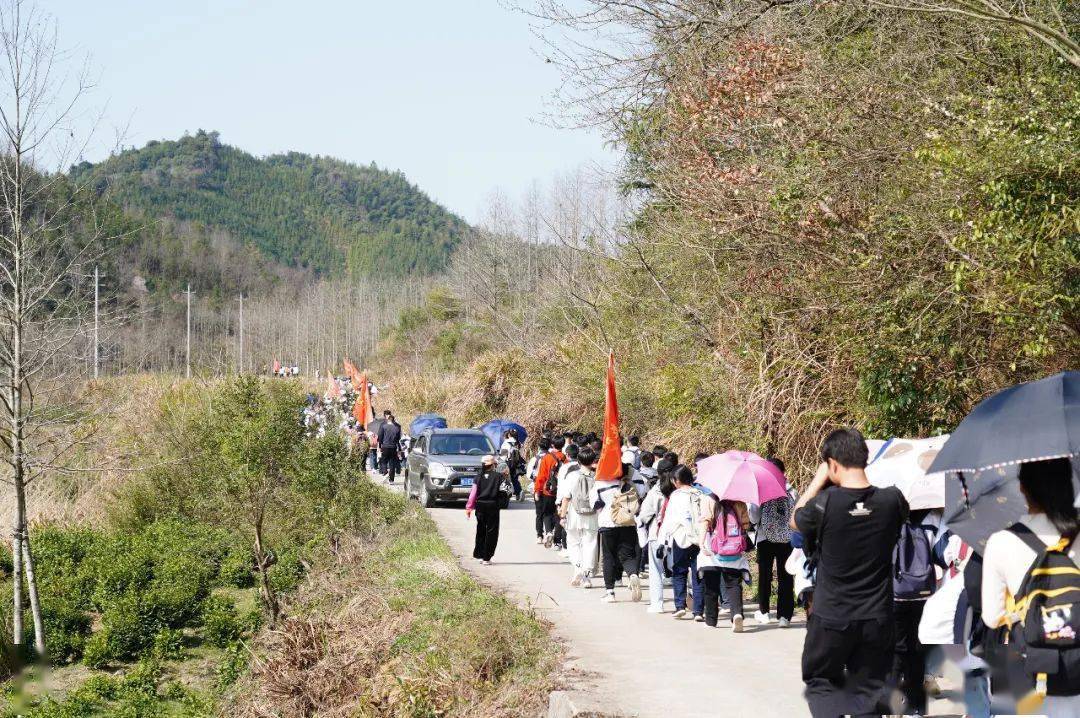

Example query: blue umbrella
[929,371,1079,475]
[476,419,527,450]
[409,413,447,436]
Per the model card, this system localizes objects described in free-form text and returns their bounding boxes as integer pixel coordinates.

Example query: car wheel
[420,478,436,508]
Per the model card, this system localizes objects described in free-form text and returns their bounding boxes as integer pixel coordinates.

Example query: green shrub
[217,545,254,588]
[268,548,305,594]
[216,642,247,689]
[201,596,241,648]
[82,632,110,669]
[150,628,184,660]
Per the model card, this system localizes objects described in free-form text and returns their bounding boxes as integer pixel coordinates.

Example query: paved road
[425,496,809,718]
[377,475,963,718]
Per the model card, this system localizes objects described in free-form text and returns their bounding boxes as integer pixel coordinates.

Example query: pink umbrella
[696,450,787,504]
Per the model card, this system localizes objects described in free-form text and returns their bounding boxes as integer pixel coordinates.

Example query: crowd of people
[459,423,1080,718]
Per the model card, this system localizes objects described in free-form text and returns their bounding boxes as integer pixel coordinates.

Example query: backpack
[571,469,595,515]
[893,521,936,600]
[709,502,747,556]
[609,482,640,526]
[1007,525,1080,699]
[543,459,564,495]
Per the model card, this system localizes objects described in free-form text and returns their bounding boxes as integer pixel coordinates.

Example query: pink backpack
[709,503,746,557]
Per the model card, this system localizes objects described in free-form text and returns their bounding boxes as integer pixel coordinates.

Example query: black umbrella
[943,465,1025,554]
[366,419,384,433]
[929,371,1079,475]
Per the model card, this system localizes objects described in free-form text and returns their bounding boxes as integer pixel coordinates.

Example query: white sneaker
[718,608,732,620]
[543,532,554,548]
[673,608,687,619]
[601,591,616,603]
[778,618,791,628]
[755,611,772,625]
[480,559,492,565]
[646,605,664,614]
[629,574,642,603]
[694,614,705,623]
[581,575,593,589]
[559,549,570,558]
[535,536,544,545]
[570,572,582,587]
[733,614,745,633]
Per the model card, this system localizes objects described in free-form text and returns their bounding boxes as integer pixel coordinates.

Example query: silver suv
[404,428,497,507]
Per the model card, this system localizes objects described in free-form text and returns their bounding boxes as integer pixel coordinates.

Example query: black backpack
[1006,524,1080,700]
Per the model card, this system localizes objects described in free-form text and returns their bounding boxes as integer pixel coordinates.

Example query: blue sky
[44,0,613,222]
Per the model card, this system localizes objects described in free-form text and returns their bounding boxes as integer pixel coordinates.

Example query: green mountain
[71,131,469,278]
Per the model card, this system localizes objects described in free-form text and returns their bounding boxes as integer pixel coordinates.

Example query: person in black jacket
[376,413,403,482]
[466,456,506,564]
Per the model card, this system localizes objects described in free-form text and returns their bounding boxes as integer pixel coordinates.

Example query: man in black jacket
[377,413,403,483]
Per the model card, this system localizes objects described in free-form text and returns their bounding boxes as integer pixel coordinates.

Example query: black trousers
[600,526,639,591]
[378,449,399,482]
[534,494,556,537]
[757,540,795,620]
[802,615,893,718]
[473,503,500,561]
[702,568,744,626]
[891,600,927,714]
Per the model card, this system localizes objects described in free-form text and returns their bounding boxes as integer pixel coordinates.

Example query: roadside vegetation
[374,2,1078,481]
[0,376,558,718]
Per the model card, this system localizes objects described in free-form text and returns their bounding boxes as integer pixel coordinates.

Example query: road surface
[377,476,964,717]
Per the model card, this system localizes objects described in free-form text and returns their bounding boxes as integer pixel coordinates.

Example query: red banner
[353,371,371,424]
[595,351,623,481]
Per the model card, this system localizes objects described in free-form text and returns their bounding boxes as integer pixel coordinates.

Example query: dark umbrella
[476,419,527,450]
[943,466,1025,554]
[366,419,383,433]
[929,371,1079,475]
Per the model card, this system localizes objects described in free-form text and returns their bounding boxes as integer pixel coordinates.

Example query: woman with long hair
[982,457,1080,716]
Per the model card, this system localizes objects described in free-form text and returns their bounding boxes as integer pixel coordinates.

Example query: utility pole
[93,265,99,380]
[238,292,244,374]
[185,283,193,379]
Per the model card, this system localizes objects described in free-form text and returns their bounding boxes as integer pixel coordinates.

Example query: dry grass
[226,499,559,718]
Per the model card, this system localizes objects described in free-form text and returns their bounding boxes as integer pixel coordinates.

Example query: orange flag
[272,359,281,374]
[344,357,358,383]
[595,351,623,482]
[353,371,372,424]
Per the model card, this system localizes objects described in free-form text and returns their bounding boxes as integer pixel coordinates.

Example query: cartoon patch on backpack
[1042,605,1077,642]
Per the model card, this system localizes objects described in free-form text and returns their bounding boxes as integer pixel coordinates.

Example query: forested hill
[71,130,469,278]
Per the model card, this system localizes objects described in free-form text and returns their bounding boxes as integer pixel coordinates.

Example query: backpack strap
[1006,523,1054,627]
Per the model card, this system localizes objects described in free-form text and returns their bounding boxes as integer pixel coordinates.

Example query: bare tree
[870,0,1079,69]
[0,0,104,657]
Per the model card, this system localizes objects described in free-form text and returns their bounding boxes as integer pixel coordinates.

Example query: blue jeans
[672,544,699,611]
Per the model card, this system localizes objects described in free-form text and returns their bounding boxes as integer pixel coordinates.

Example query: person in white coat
[638,471,676,613]
[559,447,600,588]
[982,457,1080,718]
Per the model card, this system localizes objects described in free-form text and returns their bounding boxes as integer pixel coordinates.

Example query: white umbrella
[866,435,950,510]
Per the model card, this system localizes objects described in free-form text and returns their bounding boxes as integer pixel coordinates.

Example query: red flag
[343,357,358,383]
[595,351,623,481]
[353,371,372,424]
[272,359,281,374]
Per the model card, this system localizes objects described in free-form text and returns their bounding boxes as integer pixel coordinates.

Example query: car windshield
[429,434,493,456]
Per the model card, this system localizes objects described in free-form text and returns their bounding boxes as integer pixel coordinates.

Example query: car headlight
[428,462,452,480]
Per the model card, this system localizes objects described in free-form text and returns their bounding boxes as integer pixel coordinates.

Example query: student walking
[982,457,1080,717]
[638,470,675,613]
[592,463,647,603]
[699,493,752,632]
[793,428,909,718]
[535,437,566,547]
[661,465,707,619]
[755,459,796,627]
[465,456,510,564]
[559,447,600,588]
